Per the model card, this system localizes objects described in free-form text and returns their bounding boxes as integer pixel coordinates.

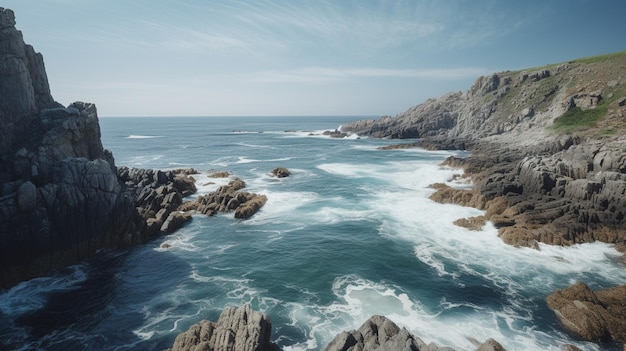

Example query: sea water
[1,116,625,351]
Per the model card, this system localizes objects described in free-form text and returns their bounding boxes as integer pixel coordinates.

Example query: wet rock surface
[546,282,626,344]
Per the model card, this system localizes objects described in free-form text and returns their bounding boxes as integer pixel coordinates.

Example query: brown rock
[160,211,192,233]
[235,194,267,220]
[546,282,626,343]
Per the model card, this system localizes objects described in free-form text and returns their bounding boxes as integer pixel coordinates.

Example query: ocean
[1,116,624,351]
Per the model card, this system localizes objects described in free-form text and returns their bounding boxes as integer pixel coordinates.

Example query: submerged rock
[271,167,290,178]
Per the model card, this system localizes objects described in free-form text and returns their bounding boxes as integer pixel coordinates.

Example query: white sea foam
[126,135,164,139]
[311,154,623,350]
[235,142,276,149]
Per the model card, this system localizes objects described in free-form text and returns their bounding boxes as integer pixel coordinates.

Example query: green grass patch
[573,51,626,64]
[552,104,607,132]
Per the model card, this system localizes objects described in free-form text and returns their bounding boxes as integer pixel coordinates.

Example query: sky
[3,0,626,117]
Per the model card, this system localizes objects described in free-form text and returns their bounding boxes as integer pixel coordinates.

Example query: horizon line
[98,114,384,118]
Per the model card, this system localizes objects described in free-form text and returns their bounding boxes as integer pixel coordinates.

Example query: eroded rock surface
[177,178,267,220]
[546,282,626,343]
[165,304,279,351]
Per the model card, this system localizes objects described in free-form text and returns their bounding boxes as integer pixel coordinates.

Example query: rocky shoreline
[0,7,268,289]
[3,6,626,350]
[340,51,626,347]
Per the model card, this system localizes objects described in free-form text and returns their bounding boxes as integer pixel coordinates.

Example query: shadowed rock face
[0,8,192,288]
[0,7,140,287]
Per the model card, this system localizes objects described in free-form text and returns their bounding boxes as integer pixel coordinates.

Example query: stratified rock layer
[165,304,279,351]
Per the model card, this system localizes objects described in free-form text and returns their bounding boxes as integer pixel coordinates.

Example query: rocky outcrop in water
[165,304,279,351]
[546,282,626,344]
[271,167,290,178]
[177,178,267,220]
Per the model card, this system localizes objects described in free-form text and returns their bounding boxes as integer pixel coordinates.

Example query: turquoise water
[1,116,625,350]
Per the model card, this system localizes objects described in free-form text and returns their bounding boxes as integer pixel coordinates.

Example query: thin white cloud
[251,66,491,83]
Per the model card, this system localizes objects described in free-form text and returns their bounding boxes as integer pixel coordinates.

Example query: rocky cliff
[0,8,194,288]
[0,8,268,289]
[342,51,626,250]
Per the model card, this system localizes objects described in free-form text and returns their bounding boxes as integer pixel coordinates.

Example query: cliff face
[0,8,265,289]
[0,8,144,288]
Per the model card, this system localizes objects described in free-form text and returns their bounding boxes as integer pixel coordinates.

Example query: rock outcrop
[177,178,267,220]
[0,10,144,287]
[271,167,290,178]
[165,304,279,351]
[343,51,626,250]
[324,315,453,351]
[0,8,268,288]
[546,282,626,344]
[0,7,195,288]
[168,307,508,351]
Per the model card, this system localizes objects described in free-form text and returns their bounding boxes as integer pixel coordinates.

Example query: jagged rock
[165,304,279,351]
[234,194,267,219]
[161,211,193,233]
[177,178,266,220]
[271,167,290,178]
[546,282,626,343]
[324,315,498,351]
[0,8,208,288]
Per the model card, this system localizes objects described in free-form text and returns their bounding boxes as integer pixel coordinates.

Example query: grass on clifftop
[573,50,626,64]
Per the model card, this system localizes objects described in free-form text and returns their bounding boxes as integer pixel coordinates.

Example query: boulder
[234,194,267,219]
[546,282,626,343]
[160,211,192,234]
[165,304,279,351]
